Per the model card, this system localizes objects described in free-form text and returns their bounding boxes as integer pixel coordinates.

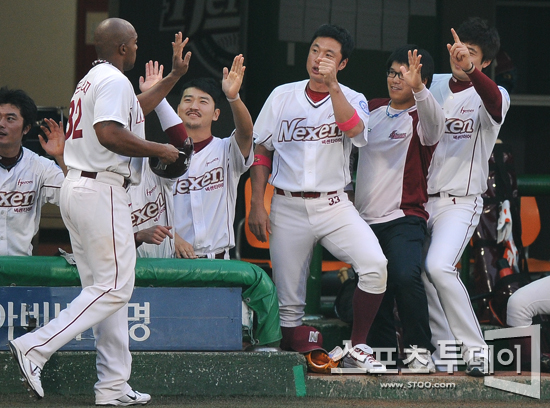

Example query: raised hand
[39,118,65,158]
[171,32,192,78]
[222,54,245,100]
[400,49,424,93]
[139,60,164,92]
[447,28,472,71]
[318,57,339,87]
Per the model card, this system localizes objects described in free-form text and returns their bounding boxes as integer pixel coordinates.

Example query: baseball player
[172,55,254,260]
[8,18,189,405]
[129,61,191,259]
[354,45,444,372]
[0,87,66,256]
[249,24,387,372]
[422,17,510,376]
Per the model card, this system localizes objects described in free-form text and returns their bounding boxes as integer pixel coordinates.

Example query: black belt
[428,192,458,198]
[275,188,337,199]
[81,171,129,188]
[198,252,226,259]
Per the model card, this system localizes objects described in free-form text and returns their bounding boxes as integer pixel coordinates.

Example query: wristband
[462,62,475,75]
[251,154,272,170]
[227,93,240,103]
[336,110,360,132]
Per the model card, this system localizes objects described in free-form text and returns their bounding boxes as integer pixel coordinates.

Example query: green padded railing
[0,256,282,346]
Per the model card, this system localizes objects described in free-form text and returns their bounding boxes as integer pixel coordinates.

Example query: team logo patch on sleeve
[359,100,369,115]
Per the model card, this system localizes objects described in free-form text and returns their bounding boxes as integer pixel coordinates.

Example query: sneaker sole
[8,341,43,400]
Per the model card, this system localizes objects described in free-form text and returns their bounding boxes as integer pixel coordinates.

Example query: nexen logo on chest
[277,118,343,143]
[445,117,474,138]
[174,167,224,195]
[131,193,165,226]
[0,191,36,207]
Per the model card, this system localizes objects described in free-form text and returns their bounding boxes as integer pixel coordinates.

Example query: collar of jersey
[193,135,213,154]
[0,147,23,171]
[304,84,331,108]
[449,76,473,93]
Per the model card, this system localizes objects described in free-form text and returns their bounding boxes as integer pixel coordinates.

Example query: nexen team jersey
[128,161,175,258]
[427,74,510,196]
[64,63,145,185]
[173,134,253,256]
[254,79,369,192]
[0,148,63,255]
[355,87,444,224]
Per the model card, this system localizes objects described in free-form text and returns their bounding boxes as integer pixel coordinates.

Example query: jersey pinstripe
[64,63,145,185]
[129,161,175,258]
[254,79,369,192]
[427,74,510,196]
[0,147,63,255]
[173,134,253,256]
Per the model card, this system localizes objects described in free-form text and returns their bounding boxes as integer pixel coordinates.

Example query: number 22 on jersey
[66,98,83,140]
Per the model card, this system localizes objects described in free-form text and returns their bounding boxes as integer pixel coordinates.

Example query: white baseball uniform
[423,72,511,363]
[128,99,186,259]
[13,62,143,404]
[173,134,253,258]
[0,148,63,255]
[254,79,387,327]
[507,276,550,327]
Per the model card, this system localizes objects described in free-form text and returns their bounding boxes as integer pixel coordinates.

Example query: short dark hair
[386,44,435,88]
[180,78,223,109]
[310,24,354,61]
[455,17,500,63]
[0,86,37,129]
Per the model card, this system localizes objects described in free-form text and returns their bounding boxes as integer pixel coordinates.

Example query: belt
[70,170,129,188]
[198,251,226,260]
[429,192,459,198]
[275,188,338,199]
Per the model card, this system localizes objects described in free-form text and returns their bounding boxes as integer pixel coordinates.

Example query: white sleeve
[154,98,182,131]
[253,89,279,151]
[414,86,445,146]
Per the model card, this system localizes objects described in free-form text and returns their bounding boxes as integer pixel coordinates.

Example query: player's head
[177,78,223,132]
[94,18,138,71]
[309,24,355,62]
[456,17,500,64]
[0,87,37,151]
[307,25,354,88]
[386,44,435,88]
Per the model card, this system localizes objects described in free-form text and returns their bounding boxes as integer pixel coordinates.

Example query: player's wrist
[226,93,240,103]
[462,62,475,75]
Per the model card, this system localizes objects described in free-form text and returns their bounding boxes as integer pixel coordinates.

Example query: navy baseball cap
[290,326,326,354]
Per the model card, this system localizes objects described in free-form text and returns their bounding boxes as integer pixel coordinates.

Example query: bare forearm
[94,122,167,158]
[229,99,254,157]
[250,146,272,206]
[329,83,364,138]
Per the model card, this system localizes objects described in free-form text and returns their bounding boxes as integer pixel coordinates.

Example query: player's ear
[338,58,348,71]
[119,43,126,56]
[481,59,492,70]
[212,108,220,122]
[22,124,31,136]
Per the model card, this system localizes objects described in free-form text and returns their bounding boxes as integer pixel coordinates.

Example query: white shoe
[407,350,436,373]
[8,340,44,399]
[96,390,151,406]
[342,344,387,373]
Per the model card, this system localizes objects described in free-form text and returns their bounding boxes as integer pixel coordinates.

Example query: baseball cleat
[341,343,387,373]
[465,356,490,377]
[96,389,151,406]
[8,340,44,399]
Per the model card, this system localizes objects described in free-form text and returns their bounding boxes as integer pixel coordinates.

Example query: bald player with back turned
[8,18,190,405]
